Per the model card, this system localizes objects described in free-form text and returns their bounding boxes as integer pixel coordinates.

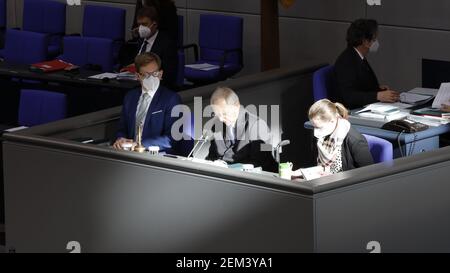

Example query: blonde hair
[308,99,349,122]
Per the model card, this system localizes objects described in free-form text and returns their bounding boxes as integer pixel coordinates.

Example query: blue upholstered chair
[313,65,335,102]
[184,14,243,84]
[22,0,66,58]
[3,29,48,64]
[363,134,394,163]
[175,15,185,88]
[60,36,114,72]
[82,5,125,64]
[18,89,67,127]
[0,0,6,49]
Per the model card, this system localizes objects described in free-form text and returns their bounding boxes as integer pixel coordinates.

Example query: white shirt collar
[354,47,364,60]
[145,30,159,45]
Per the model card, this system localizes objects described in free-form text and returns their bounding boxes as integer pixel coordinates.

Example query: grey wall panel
[185,10,261,77]
[279,0,366,22]
[315,161,450,253]
[368,25,450,91]
[367,0,450,31]
[187,0,260,15]
[279,18,349,70]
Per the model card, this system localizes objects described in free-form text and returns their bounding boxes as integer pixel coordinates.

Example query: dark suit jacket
[137,31,178,89]
[206,108,278,172]
[132,0,179,43]
[340,127,374,171]
[333,47,381,109]
[116,85,181,154]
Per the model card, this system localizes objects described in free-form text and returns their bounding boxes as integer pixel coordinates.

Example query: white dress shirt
[139,31,159,54]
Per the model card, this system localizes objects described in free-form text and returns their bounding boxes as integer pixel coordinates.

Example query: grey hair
[210,86,240,105]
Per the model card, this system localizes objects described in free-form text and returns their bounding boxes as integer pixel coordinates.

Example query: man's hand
[113,138,135,150]
[377,90,400,103]
[441,104,450,113]
[379,85,390,91]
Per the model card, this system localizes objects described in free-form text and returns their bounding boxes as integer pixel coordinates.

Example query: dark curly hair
[346,19,379,48]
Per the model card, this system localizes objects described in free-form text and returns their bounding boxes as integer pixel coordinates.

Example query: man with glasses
[113,52,181,153]
[333,19,400,109]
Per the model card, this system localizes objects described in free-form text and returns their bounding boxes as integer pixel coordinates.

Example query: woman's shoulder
[345,126,366,143]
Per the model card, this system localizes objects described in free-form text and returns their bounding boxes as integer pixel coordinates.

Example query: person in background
[334,19,400,109]
[302,99,374,175]
[123,7,178,89]
[114,53,181,153]
[206,87,278,172]
[132,0,178,43]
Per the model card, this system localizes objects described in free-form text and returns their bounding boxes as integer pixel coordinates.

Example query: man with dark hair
[333,19,399,109]
[121,6,178,89]
[114,52,181,154]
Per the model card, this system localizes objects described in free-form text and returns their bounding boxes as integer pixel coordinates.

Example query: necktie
[140,40,149,54]
[227,125,236,145]
[135,92,151,139]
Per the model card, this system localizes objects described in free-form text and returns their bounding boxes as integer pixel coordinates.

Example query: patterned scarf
[317,118,351,169]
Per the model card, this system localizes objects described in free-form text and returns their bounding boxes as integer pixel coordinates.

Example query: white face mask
[142,76,160,93]
[314,120,337,139]
[138,25,152,39]
[369,39,380,53]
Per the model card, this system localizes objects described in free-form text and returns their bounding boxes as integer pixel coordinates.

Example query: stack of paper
[400,92,433,104]
[88,72,118,80]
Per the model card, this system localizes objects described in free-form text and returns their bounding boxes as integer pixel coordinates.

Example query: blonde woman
[306,99,373,175]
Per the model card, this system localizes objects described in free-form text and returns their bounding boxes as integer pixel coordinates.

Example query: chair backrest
[60,36,114,72]
[177,15,184,48]
[83,5,125,41]
[18,89,67,127]
[363,134,393,164]
[176,113,195,157]
[175,15,185,87]
[4,29,48,64]
[198,14,243,65]
[313,65,334,102]
[23,0,66,35]
[0,0,6,29]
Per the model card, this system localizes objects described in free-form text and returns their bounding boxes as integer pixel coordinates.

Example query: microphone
[275,139,290,163]
[187,129,214,159]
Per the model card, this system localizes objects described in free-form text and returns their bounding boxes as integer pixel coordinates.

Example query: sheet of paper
[355,103,399,115]
[432,83,450,109]
[300,166,326,181]
[4,126,28,132]
[88,73,118,80]
[185,63,220,71]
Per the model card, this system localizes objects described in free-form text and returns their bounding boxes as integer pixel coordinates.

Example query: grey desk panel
[3,142,314,253]
[314,160,450,253]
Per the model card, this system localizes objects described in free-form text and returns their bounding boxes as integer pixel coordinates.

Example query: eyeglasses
[138,71,161,79]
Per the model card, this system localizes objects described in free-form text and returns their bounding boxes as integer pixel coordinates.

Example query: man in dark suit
[122,6,178,89]
[206,87,277,172]
[333,19,400,109]
[114,52,181,154]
